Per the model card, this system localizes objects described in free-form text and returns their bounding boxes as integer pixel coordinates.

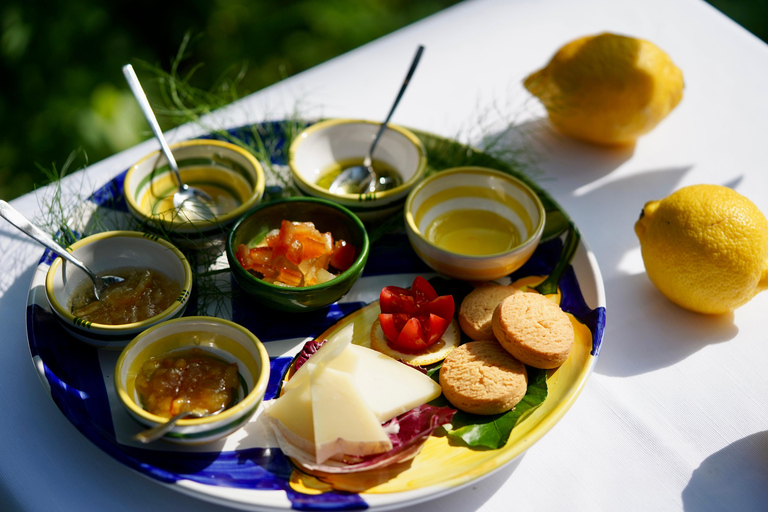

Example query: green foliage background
[0,0,764,201]
[0,0,462,200]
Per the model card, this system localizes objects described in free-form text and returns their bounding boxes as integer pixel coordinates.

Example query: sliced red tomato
[378,276,455,354]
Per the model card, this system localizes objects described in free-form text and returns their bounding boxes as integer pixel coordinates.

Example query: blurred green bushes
[2,0,765,201]
[0,0,461,200]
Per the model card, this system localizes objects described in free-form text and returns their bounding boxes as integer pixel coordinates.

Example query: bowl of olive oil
[404,167,545,281]
[288,119,427,222]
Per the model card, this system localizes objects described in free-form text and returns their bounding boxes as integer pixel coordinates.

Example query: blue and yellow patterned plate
[26,122,605,511]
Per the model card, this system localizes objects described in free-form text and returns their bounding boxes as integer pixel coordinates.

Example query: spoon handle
[0,200,96,281]
[122,64,182,180]
[133,410,195,444]
[367,45,425,163]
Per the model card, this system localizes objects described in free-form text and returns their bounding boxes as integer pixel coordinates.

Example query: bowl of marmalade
[115,316,270,444]
[45,230,192,348]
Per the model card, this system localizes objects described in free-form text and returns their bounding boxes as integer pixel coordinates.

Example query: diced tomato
[237,244,253,269]
[330,240,357,271]
[425,295,455,320]
[380,287,418,315]
[377,277,455,353]
[277,266,303,287]
[236,220,355,288]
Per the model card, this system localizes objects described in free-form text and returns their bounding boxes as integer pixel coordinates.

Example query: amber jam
[69,267,180,325]
[135,347,239,419]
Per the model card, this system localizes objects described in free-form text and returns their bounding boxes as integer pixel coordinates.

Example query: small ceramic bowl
[45,231,192,348]
[226,197,370,312]
[288,119,427,222]
[124,139,266,236]
[115,316,270,445]
[405,167,546,281]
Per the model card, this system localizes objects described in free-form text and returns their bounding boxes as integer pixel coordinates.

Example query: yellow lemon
[635,185,768,314]
[524,32,684,146]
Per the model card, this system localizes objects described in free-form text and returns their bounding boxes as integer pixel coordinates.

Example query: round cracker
[492,292,574,369]
[458,284,520,341]
[439,340,528,415]
[370,317,461,366]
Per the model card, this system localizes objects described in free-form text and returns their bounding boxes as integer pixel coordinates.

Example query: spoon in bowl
[133,406,226,444]
[328,45,424,195]
[0,200,123,301]
[122,64,216,220]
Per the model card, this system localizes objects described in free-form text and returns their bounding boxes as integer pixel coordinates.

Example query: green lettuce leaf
[443,367,548,450]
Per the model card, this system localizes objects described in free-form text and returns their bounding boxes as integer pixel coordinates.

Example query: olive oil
[425,209,520,256]
[317,158,403,192]
[140,166,248,221]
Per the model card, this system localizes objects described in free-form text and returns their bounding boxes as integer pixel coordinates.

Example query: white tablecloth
[3,0,768,510]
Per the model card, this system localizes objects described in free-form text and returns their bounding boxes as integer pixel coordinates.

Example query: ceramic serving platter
[26,123,606,511]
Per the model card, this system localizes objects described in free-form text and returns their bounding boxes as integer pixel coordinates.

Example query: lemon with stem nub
[524,32,684,146]
[635,185,768,314]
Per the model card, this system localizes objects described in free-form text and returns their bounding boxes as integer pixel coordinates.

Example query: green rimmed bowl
[288,119,427,222]
[226,197,370,312]
[124,139,266,237]
[45,231,193,348]
[405,167,546,281]
[115,316,270,445]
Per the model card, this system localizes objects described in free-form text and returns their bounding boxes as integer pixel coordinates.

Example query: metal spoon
[122,64,216,219]
[133,407,225,444]
[0,200,123,301]
[329,45,424,195]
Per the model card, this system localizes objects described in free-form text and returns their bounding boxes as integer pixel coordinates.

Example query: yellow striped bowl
[404,167,545,281]
[124,139,265,236]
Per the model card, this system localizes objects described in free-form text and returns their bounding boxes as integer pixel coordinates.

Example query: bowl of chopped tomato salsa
[226,197,369,312]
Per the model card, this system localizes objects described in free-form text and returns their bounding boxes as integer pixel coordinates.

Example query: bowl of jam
[45,230,193,348]
[226,197,370,312]
[115,316,270,444]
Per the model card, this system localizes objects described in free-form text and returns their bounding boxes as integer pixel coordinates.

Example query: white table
[3,0,768,510]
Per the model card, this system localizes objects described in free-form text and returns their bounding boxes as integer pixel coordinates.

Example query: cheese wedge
[343,344,442,422]
[283,323,353,393]
[264,377,314,453]
[310,365,392,464]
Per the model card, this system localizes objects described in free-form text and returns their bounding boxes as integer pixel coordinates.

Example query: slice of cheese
[343,344,442,423]
[264,377,314,453]
[310,365,392,464]
[283,323,354,392]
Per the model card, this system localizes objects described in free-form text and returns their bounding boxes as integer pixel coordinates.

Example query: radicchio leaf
[269,403,454,474]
